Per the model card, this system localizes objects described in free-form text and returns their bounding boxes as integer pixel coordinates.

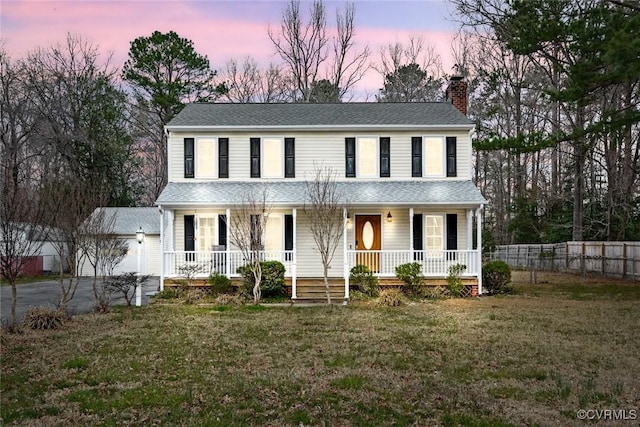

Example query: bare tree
[79,208,128,312]
[329,2,370,100]
[269,0,369,102]
[228,189,271,304]
[0,50,51,330]
[304,167,347,304]
[45,180,95,313]
[220,58,296,103]
[269,0,327,102]
[375,36,444,102]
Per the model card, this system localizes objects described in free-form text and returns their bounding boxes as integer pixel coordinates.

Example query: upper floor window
[345,136,391,178]
[250,137,295,178]
[412,136,457,178]
[184,137,229,179]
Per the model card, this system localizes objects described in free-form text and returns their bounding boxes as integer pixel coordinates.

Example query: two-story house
[156,78,486,299]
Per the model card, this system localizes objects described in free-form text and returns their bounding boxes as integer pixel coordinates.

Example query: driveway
[0,277,159,324]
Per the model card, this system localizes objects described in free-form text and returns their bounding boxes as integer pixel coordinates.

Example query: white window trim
[261,137,284,178]
[195,137,217,179]
[356,136,379,178]
[196,213,219,251]
[423,135,446,178]
[423,213,445,258]
[264,213,284,255]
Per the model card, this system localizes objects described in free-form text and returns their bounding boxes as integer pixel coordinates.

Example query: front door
[355,215,382,273]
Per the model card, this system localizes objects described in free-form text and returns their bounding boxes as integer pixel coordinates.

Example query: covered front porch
[156,180,486,298]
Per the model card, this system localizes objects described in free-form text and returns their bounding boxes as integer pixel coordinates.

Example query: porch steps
[292,278,347,304]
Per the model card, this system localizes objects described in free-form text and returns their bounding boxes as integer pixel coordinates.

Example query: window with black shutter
[413,214,423,260]
[285,138,295,178]
[380,137,390,177]
[411,137,422,177]
[345,137,356,177]
[218,138,229,178]
[284,214,293,261]
[446,137,457,177]
[250,138,260,178]
[184,138,194,178]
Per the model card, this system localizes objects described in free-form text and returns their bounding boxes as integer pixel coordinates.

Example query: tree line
[451,0,640,245]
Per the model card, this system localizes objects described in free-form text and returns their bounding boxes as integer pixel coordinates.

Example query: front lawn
[1,272,639,426]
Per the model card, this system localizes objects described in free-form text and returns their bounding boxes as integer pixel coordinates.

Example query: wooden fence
[488,242,640,281]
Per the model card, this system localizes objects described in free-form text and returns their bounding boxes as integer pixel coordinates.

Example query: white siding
[295,211,345,278]
[79,235,161,277]
[167,130,472,182]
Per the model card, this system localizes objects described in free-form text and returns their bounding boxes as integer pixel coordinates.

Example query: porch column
[466,210,473,250]
[225,208,231,277]
[409,208,414,256]
[166,209,175,289]
[159,206,165,291]
[343,208,349,299]
[292,208,297,299]
[476,206,483,294]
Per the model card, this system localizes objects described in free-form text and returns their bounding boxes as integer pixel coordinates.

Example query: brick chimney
[446,76,468,116]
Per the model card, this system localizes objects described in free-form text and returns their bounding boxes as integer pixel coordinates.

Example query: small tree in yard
[304,167,346,304]
[106,272,150,306]
[229,189,271,304]
[79,208,128,312]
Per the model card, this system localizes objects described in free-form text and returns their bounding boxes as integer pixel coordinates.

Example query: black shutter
[285,138,295,178]
[345,137,356,177]
[184,215,195,261]
[284,214,293,261]
[446,213,458,260]
[219,138,229,178]
[184,138,194,178]
[218,214,227,248]
[413,214,423,260]
[446,214,458,250]
[380,137,390,177]
[250,138,260,178]
[411,137,422,177]
[446,136,457,177]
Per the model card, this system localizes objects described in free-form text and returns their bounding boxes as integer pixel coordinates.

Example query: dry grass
[1,272,639,426]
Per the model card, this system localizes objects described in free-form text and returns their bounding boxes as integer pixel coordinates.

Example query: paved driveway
[0,277,159,324]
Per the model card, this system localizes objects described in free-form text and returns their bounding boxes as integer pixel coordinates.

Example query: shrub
[375,289,405,307]
[483,260,513,295]
[184,288,208,305]
[349,265,379,297]
[395,262,424,296]
[237,260,286,298]
[446,263,467,297]
[208,272,233,296]
[215,294,244,306]
[23,306,65,330]
[155,288,179,299]
[106,272,151,306]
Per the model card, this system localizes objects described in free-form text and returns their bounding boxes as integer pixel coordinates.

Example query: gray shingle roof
[89,207,160,235]
[156,181,486,207]
[166,103,473,129]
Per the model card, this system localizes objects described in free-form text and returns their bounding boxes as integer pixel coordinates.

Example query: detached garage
[79,207,161,277]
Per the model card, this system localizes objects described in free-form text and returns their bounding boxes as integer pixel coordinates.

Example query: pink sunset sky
[1,0,460,99]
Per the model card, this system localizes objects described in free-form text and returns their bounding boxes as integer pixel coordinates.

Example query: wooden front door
[355,215,382,272]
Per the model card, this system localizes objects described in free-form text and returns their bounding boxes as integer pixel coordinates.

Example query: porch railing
[163,250,294,278]
[163,249,479,279]
[346,250,480,277]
